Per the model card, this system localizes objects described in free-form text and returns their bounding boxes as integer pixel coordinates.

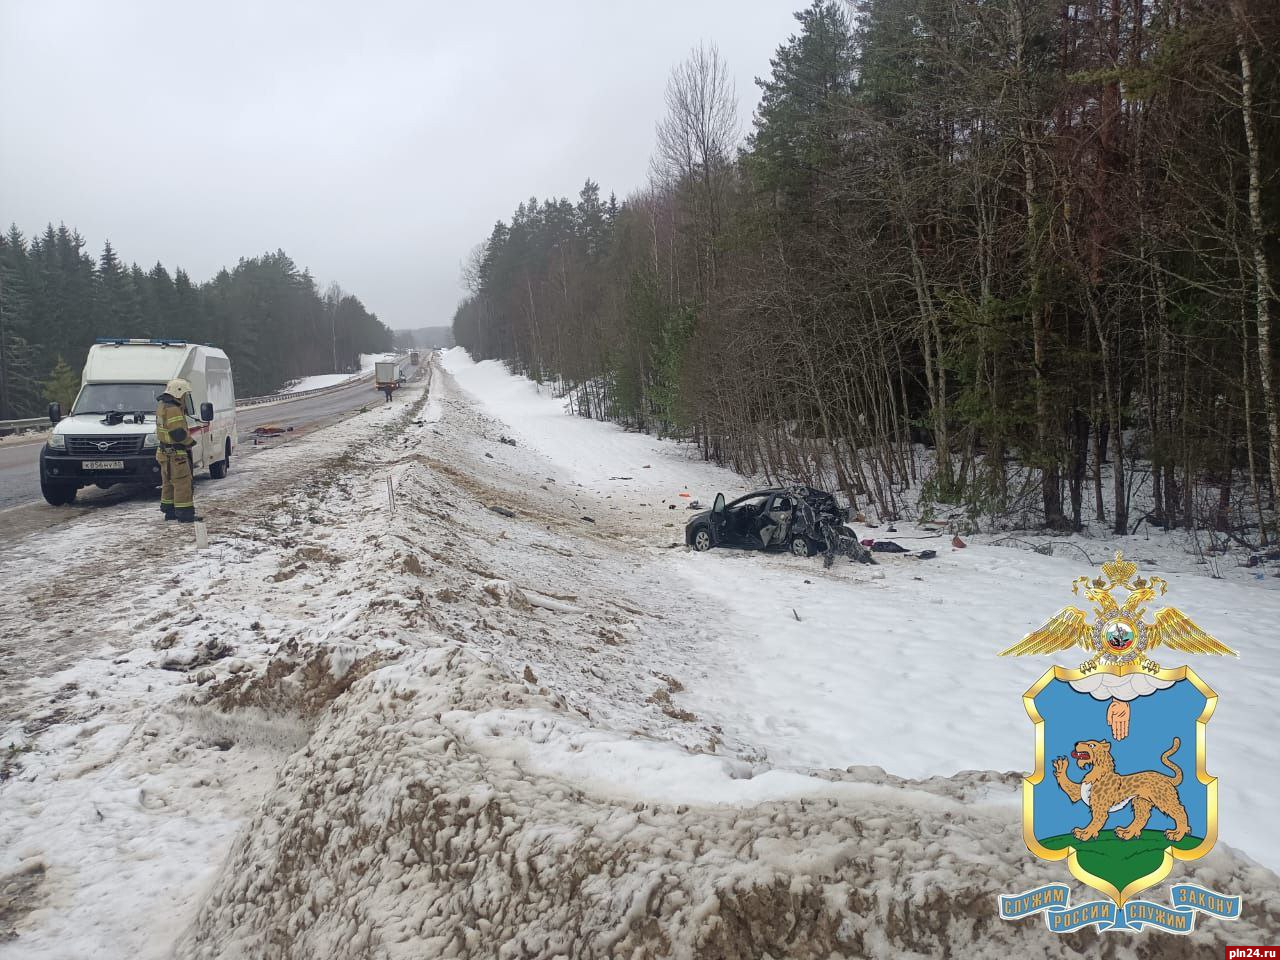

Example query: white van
[40,338,237,506]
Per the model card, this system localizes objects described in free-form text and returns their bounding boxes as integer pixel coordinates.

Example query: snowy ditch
[1,360,1278,957]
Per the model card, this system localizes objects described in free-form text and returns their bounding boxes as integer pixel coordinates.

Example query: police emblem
[996,552,1243,933]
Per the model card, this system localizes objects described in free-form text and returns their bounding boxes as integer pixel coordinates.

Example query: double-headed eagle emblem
[999,551,1237,673]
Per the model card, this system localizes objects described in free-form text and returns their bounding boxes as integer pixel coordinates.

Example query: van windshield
[72,383,167,415]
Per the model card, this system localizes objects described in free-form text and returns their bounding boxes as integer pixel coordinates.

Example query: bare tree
[323,282,346,372]
[1231,0,1280,516]
[460,241,487,295]
[652,43,740,299]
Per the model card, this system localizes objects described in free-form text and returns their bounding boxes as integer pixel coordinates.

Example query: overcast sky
[0,1,803,332]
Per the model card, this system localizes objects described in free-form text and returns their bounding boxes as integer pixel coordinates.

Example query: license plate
[82,460,124,470]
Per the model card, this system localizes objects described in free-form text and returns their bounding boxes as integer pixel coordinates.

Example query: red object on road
[952,535,967,548]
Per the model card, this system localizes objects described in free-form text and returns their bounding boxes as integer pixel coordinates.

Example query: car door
[709,493,728,544]
[720,493,767,547]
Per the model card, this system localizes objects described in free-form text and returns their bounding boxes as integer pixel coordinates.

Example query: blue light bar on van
[95,338,188,346]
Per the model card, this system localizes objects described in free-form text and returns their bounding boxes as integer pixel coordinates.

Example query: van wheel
[41,477,78,506]
[210,439,230,479]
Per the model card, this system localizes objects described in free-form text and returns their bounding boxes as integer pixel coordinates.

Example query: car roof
[735,486,833,499]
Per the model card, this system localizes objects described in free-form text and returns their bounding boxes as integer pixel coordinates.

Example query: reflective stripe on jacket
[155,399,194,449]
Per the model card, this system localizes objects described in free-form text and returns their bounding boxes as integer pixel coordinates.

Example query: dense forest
[0,224,393,416]
[453,0,1280,541]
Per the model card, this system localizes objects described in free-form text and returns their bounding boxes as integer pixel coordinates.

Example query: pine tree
[97,240,131,334]
[0,226,39,418]
[577,180,607,261]
[41,356,79,412]
[746,1,857,203]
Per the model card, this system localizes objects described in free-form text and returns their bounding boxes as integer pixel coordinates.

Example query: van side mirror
[200,402,214,423]
[48,402,62,425]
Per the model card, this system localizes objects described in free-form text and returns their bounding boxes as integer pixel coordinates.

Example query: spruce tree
[41,356,79,412]
[746,0,858,203]
[0,226,39,418]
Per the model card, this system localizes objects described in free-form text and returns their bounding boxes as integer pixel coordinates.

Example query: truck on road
[40,339,237,506]
[374,360,403,399]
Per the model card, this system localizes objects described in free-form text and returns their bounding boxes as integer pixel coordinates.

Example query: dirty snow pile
[177,647,1273,960]
[0,390,428,957]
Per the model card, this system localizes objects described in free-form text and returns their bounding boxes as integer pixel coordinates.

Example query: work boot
[161,504,176,521]
[175,508,203,523]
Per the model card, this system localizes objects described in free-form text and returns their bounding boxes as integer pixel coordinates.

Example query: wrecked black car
[685,485,873,565]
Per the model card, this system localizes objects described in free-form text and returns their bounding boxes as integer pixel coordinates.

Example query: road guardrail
[237,368,378,408]
[0,416,50,438]
[0,356,409,434]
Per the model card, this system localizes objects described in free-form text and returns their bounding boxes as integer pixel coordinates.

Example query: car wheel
[790,534,815,557]
[41,477,77,506]
[210,439,230,479]
[692,527,713,552]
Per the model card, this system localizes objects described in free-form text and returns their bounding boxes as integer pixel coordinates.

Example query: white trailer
[40,339,237,506]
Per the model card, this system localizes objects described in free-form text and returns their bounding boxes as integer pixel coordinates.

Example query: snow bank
[359,352,398,373]
[284,373,359,393]
[441,349,1280,876]
[6,353,1277,958]
[0,387,426,957]
[670,545,1280,870]
[178,648,1280,959]
[440,347,734,503]
[175,358,1279,957]
[285,352,403,393]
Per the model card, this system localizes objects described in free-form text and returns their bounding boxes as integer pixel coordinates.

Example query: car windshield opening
[72,383,166,415]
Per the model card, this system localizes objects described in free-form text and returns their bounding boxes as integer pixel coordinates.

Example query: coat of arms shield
[1024,663,1214,907]
[997,552,1243,934]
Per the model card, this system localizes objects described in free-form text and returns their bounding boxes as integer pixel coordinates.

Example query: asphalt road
[0,373,394,515]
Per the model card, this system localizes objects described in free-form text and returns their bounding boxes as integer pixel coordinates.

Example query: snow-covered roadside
[3,350,1277,957]
[283,373,362,393]
[436,348,736,509]
[359,352,398,372]
[0,429,48,446]
[436,349,1280,582]
[667,546,1280,864]
[178,355,1279,956]
[280,350,403,394]
[441,348,1280,875]
[0,385,428,957]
